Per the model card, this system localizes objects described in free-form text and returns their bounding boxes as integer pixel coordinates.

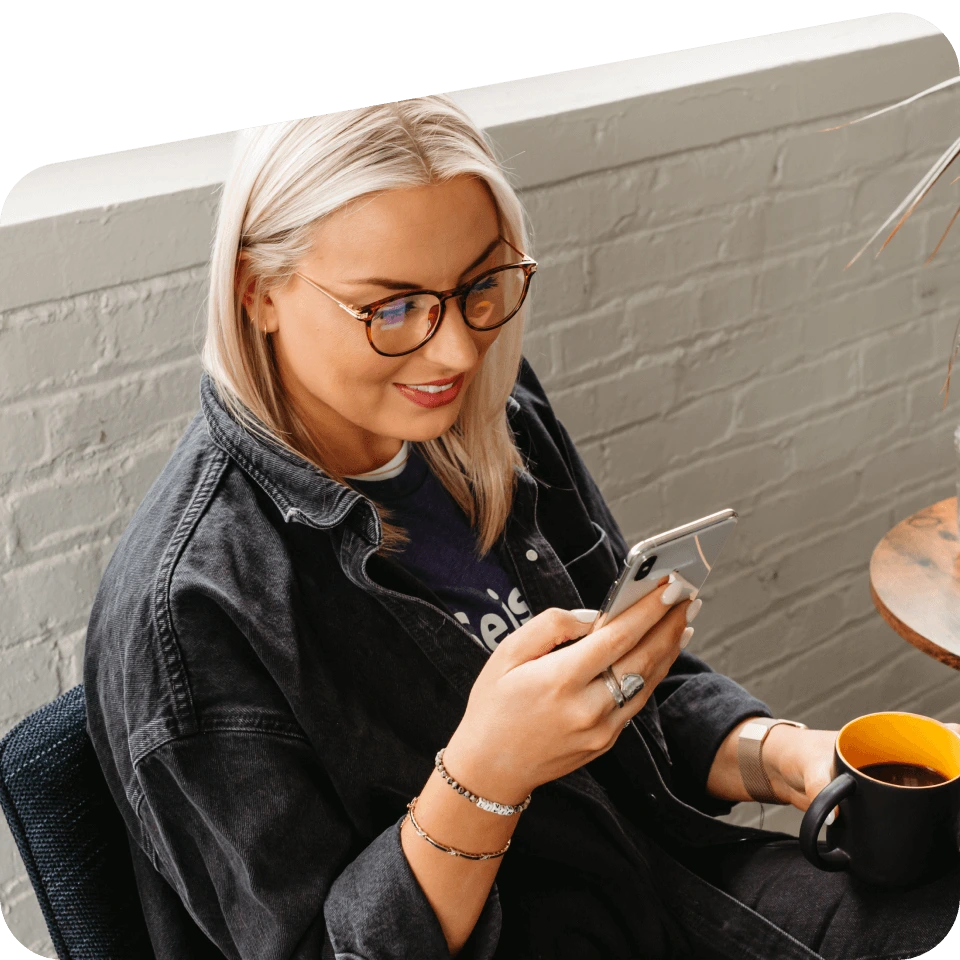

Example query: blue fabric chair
[0,684,153,959]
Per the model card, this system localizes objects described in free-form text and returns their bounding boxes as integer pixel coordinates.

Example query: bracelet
[405,796,511,860]
[435,748,532,816]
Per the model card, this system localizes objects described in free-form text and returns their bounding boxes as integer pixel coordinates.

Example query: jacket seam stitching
[152,450,229,737]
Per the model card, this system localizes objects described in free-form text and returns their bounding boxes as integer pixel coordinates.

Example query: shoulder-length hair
[202,95,530,555]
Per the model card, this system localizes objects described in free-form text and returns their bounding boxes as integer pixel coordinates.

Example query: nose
[419,295,484,370]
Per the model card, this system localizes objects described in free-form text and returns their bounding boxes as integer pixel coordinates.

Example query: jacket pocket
[562,520,620,586]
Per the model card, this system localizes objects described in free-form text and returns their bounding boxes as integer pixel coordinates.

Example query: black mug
[799,712,960,887]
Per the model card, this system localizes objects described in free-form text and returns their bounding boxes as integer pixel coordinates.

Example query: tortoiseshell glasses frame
[292,236,537,357]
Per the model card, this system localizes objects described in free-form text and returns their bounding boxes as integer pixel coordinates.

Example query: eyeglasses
[293,237,537,357]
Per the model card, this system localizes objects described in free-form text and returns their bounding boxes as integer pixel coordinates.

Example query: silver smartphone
[591,508,738,632]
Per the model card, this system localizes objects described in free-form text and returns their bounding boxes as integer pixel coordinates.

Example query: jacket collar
[200,371,523,536]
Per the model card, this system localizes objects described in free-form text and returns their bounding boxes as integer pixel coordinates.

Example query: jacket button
[525,549,538,561]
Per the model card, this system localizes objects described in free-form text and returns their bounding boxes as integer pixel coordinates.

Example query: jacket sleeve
[513,355,772,814]
[134,730,501,960]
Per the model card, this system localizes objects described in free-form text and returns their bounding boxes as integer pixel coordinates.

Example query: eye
[470,274,500,293]
[375,298,415,327]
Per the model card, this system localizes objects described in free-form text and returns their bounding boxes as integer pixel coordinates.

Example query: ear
[236,253,280,335]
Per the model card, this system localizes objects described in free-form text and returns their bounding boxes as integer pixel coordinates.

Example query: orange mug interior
[837,712,960,785]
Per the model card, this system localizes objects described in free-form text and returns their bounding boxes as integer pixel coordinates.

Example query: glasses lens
[367,266,530,355]
[464,266,527,329]
[370,293,441,355]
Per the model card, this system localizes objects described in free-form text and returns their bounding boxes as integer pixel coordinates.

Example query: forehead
[304,176,501,284]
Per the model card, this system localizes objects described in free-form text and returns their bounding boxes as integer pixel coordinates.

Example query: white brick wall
[2,30,960,955]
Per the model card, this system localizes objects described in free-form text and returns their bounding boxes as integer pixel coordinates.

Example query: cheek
[276,307,397,405]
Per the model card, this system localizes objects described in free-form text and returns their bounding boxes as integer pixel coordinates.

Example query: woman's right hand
[443,581,695,805]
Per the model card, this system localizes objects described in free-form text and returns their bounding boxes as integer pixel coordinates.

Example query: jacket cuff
[656,672,772,816]
[323,816,501,960]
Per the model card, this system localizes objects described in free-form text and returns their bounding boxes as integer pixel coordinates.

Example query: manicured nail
[662,581,683,605]
[686,599,702,623]
[571,608,599,622]
[825,810,836,826]
[680,626,694,649]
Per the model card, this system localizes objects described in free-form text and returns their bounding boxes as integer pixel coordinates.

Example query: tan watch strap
[737,717,807,804]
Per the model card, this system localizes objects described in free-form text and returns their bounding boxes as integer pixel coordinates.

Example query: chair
[0,685,153,959]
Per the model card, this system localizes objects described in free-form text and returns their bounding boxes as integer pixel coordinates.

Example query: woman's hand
[443,580,696,805]
[747,721,960,813]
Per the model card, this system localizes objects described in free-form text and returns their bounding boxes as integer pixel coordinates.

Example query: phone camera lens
[634,555,657,581]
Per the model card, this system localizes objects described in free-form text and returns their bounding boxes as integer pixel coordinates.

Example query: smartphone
[591,508,738,632]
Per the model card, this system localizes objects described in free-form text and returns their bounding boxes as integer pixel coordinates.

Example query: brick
[739,470,861,557]
[10,474,122,553]
[107,270,208,368]
[0,543,109,647]
[756,185,852,254]
[778,114,908,190]
[0,404,47,475]
[608,483,663,546]
[56,628,87,691]
[47,361,201,461]
[677,315,799,400]
[735,348,858,431]
[859,429,955,502]
[0,639,61,724]
[604,392,735,495]
[117,443,179,507]
[646,137,779,225]
[789,391,904,473]
[0,310,105,401]
[797,278,914,357]
[662,440,792,524]
[553,303,633,382]
[860,318,936,388]
[762,508,892,600]
[522,165,656,249]
[527,249,591,324]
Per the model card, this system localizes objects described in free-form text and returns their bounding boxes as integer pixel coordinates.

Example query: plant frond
[925,205,960,264]
[940,314,960,408]
[820,76,960,132]
[844,134,960,269]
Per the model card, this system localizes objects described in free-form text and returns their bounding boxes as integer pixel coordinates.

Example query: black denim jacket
[84,357,817,960]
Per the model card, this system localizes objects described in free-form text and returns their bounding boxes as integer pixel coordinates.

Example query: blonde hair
[202,96,529,555]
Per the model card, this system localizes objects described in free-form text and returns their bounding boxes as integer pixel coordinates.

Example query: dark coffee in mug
[858,762,949,787]
[800,712,960,887]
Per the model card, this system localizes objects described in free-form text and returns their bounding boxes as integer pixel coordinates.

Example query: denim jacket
[84,356,817,960]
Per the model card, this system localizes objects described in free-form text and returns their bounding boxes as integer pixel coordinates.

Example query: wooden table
[870,497,960,669]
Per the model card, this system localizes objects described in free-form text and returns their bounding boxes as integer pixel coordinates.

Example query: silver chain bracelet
[434,748,532,816]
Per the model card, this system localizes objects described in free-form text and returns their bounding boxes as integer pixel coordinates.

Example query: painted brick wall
[2,35,959,955]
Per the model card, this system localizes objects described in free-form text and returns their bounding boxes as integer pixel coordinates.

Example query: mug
[799,712,960,887]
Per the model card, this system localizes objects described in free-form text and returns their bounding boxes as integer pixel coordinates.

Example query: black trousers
[680,837,960,960]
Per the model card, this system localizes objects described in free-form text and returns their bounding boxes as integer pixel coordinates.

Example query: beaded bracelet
[435,748,532,816]
[406,796,511,860]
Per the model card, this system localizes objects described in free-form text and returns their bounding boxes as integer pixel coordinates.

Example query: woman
[84,96,960,960]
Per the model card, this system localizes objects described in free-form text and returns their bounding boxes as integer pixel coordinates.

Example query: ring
[601,667,626,708]
[620,673,646,702]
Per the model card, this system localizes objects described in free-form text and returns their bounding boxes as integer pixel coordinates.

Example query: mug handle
[799,773,856,871]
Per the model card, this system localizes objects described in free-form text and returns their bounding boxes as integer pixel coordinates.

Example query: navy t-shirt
[347,442,532,652]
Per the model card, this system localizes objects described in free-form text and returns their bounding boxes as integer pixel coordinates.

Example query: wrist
[444,731,533,807]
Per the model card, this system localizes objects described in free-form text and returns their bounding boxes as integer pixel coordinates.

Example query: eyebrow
[341,236,503,291]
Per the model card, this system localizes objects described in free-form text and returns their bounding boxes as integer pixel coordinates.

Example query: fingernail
[662,581,683,605]
[686,599,702,624]
[571,608,600,623]
[680,626,694,649]
[825,810,836,826]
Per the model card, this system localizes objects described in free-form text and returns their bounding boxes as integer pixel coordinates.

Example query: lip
[401,375,461,386]
[394,373,465,408]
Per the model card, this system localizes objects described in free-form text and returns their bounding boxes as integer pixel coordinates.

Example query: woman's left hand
[764,721,960,812]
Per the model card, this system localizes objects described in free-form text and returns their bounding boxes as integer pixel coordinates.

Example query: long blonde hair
[202,96,529,555]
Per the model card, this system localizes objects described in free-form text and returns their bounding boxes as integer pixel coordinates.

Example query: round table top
[870,497,960,669]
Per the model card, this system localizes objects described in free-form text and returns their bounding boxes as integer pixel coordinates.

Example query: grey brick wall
[2,32,959,956]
